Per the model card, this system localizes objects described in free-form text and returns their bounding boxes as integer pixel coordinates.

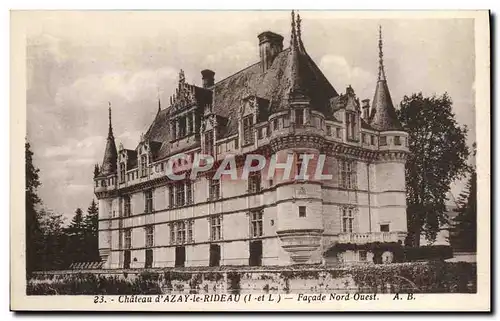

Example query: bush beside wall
[27,262,476,295]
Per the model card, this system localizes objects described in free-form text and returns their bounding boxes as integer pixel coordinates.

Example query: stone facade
[94,12,409,269]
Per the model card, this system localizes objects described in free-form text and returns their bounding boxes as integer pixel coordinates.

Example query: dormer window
[140,154,148,177]
[204,130,214,155]
[179,116,186,137]
[346,112,357,141]
[295,109,304,125]
[119,162,126,183]
[243,115,254,146]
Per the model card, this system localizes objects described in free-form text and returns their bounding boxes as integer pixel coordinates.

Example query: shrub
[404,245,453,261]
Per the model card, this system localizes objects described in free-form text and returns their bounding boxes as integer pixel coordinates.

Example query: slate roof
[98,108,118,177]
[369,79,403,131]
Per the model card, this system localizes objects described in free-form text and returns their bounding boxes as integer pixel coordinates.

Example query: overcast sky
[26,11,475,221]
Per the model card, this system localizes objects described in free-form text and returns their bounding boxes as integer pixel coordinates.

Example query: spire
[370,25,402,131]
[378,25,386,81]
[290,10,297,48]
[99,102,118,176]
[288,10,308,101]
[296,11,305,52]
[108,101,114,138]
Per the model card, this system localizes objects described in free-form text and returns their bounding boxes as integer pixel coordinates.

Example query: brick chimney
[362,99,370,120]
[201,69,215,88]
[258,31,284,72]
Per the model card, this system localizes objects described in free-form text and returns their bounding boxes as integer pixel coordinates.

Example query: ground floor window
[249,240,263,266]
[175,246,186,267]
[145,249,153,268]
[209,244,221,267]
[123,250,131,269]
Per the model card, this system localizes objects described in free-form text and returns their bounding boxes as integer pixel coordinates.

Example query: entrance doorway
[175,246,186,267]
[249,240,263,266]
[209,244,221,267]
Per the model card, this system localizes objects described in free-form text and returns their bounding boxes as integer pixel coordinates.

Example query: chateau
[94,12,409,269]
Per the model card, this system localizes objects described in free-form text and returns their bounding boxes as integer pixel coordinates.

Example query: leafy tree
[25,141,43,275]
[398,93,470,246]
[38,208,67,270]
[450,169,477,251]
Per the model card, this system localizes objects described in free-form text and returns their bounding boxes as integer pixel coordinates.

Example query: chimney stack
[362,99,370,119]
[201,69,215,88]
[258,31,284,72]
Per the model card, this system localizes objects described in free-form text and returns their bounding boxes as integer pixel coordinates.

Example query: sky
[26,11,476,222]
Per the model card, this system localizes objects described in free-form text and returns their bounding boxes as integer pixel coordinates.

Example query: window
[187,115,193,134]
[123,195,131,217]
[370,135,375,145]
[243,115,254,146]
[248,173,261,193]
[295,109,304,125]
[250,210,263,237]
[339,159,357,189]
[379,136,387,146]
[341,207,355,233]
[204,130,214,155]
[168,185,175,208]
[169,220,193,245]
[299,206,306,217]
[296,159,303,178]
[175,182,185,206]
[145,249,153,268]
[120,162,126,183]
[361,133,366,144]
[283,114,290,127]
[336,127,341,138]
[187,220,194,243]
[124,229,132,249]
[359,250,367,262]
[179,116,186,137]
[380,224,390,232]
[326,126,332,136]
[394,136,401,145]
[346,112,357,140]
[209,178,220,200]
[145,190,154,213]
[258,127,264,140]
[140,155,148,177]
[186,182,193,205]
[273,118,279,130]
[177,221,186,244]
[210,215,223,241]
[145,225,154,247]
[234,137,239,149]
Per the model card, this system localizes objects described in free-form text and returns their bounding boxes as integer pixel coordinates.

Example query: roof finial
[108,101,114,138]
[378,25,386,81]
[290,10,297,48]
[157,87,161,112]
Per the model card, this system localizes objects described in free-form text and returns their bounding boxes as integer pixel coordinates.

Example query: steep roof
[369,79,402,131]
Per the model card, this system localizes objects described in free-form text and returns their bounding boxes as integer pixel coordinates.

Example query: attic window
[326,126,332,136]
[140,155,148,177]
[380,136,387,146]
[204,130,214,155]
[394,136,401,145]
[243,115,254,146]
[295,109,304,125]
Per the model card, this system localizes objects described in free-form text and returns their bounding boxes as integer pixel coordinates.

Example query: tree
[450,169,477,251]
[67,208,85,236]
[83,199,101,262]
[25,141,43,274]
[398,93,470,246]
[84,199,99,237]
[38,208,66,270]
